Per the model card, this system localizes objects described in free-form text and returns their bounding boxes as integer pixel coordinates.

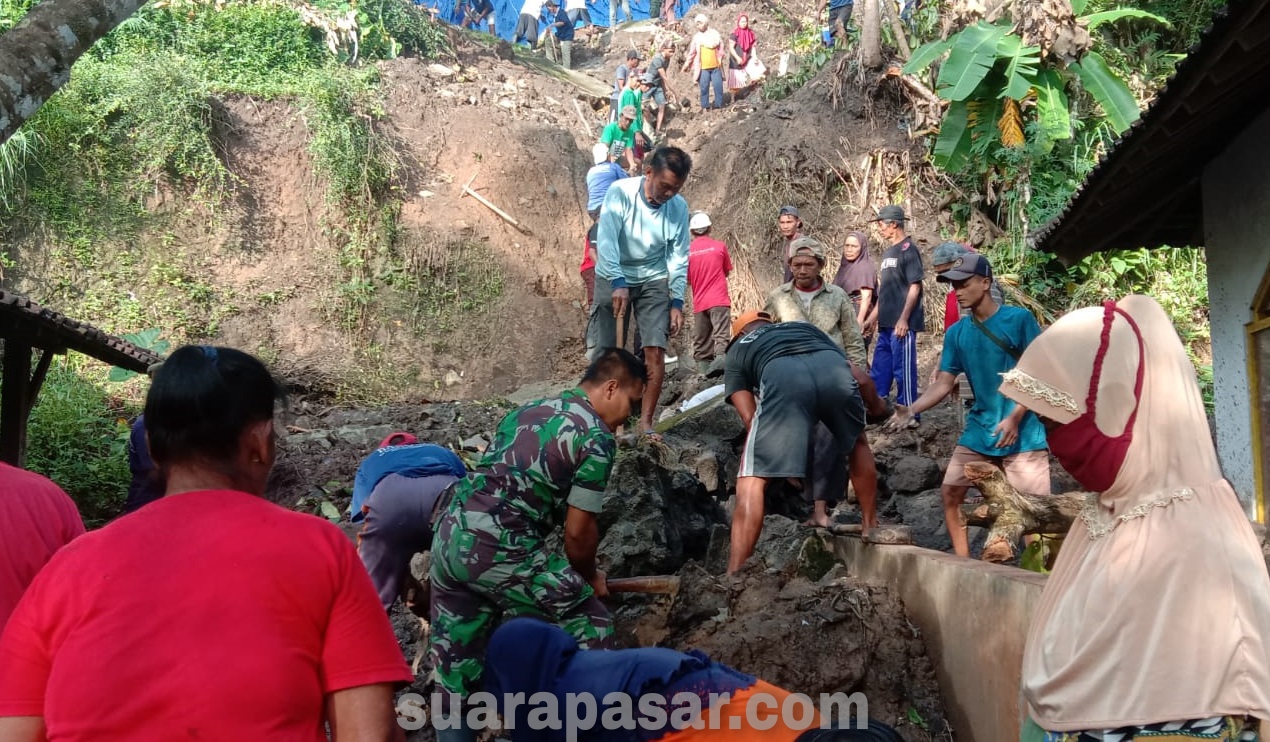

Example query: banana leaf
[1083,9,1171,29]
[995,33,1041,101]
[936,21,1008,101]
[1071,50,1140,133]
[933,99,974,171]
[1033,68,1072,144]
[903,37,952,75]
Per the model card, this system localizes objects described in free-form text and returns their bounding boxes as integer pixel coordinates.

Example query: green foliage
[107,329,172,382]
[303,68,397,205]
[1069,50,1141,133]
[907,15,1141,172]
[26,359,138,527]
[350,0,451,59]
[761,27,836,101]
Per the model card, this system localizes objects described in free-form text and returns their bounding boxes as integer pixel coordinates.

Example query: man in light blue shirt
[590,145,692,435]
[584,142,626,220]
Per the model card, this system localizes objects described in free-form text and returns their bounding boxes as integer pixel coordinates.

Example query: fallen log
[959,461,1088,563]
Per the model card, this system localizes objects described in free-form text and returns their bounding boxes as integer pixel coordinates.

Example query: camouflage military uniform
[429,387,617,701]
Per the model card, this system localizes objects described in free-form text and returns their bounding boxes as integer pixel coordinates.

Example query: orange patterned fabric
[658,681,820,742]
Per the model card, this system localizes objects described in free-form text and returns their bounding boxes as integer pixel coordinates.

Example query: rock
[461,435,489,453]
[597,445,728,577]
[498,98,516,109]
[332,424,396,448]
[443,370,463,387]
[887,455,942,494]
[417,190,435,198]
[892,489,950,551]
[749,515,804,572]
[693,450,719,493]
[797,533,837,581]
[426,63,455,77]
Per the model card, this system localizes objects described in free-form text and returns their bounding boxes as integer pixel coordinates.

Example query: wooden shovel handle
[606,575,680,595]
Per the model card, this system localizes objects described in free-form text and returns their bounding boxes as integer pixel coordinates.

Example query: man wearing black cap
[869,204,923,425]
[888,253,1049,558]
[776,205,804,283]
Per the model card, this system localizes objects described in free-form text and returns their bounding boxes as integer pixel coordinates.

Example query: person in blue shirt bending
[888,253,1050,558]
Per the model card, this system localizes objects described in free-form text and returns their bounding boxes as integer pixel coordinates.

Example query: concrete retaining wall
[830,537,1047,742]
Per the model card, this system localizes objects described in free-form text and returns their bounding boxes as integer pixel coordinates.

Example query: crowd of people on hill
[3,10,1270,739]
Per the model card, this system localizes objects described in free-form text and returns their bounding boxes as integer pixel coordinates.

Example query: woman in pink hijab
[726,14,756,95]
[1000,295,1270,741]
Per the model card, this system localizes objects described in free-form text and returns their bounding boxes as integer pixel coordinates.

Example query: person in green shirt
[600,105,639,173]
[618,74,645,138]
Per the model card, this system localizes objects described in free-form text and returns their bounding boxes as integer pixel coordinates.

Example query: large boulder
[890,489,950,551]
[885,455,943,495]
[597,442,728,577]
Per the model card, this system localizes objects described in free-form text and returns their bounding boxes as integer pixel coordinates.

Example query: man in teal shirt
[889,253,1049,557]
[590,145,692,435]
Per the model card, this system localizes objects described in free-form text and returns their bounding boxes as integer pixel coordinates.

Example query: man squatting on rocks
[589,145,693,435]
[428,348,647,742]
[764,236,887,533]
[889,253,1050,558]
[723,313,868,573]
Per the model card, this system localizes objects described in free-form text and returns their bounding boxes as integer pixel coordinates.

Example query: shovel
[606,575,680,597]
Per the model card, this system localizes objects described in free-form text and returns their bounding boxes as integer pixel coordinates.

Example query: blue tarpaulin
[416,0,695,44]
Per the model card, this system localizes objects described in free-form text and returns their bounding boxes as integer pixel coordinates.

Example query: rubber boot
[695,359,711,375]
[705,355,727,378]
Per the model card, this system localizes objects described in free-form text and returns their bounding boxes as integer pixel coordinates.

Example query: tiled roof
[0,291,163,371]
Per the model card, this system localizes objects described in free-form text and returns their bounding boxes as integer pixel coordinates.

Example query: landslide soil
[14,0,964,401]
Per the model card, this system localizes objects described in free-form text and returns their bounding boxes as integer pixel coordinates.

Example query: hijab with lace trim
[998,294,1270,732]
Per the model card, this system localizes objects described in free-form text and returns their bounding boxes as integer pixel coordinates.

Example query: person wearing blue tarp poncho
[352,437,467,613]
[481,618,905,742]
[350,436,467,522]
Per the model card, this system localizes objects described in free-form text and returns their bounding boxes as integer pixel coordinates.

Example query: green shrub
[26,360,138,527]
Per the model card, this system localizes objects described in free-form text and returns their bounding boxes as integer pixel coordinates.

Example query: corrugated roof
[1031,0,1270,262]
[0,291,163,372]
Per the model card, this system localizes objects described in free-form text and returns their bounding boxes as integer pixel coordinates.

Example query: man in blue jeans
[869,204,923,427]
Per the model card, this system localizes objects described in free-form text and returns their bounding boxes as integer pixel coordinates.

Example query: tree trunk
[860,0,882,70]
[878,0,910,59]
[0,0,146,145]
[958,461,1088,563]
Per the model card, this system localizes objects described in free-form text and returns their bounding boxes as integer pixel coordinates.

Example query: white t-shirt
[521,0,545,16]
[566,0,586,11]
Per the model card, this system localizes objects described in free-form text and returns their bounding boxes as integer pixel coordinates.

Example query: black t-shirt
[877,236,924,331]
[724,323,844,399]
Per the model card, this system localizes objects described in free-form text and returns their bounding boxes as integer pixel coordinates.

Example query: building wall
[1202,107,1270,511]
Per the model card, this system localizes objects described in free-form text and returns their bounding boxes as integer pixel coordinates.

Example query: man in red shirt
[0,345,412,742]
[686,210,732,375]
[0,463,84,634]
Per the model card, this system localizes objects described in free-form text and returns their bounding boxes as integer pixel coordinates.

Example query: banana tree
[904,3,1165,172]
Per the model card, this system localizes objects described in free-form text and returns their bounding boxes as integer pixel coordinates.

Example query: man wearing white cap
[683,13,724,112]
[686,211,732,375]
[585,142,627,221]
